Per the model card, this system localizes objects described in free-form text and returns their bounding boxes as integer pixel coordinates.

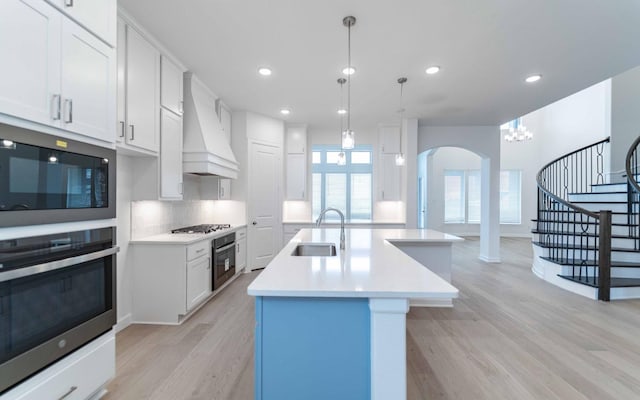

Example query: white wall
[611,66,640,176]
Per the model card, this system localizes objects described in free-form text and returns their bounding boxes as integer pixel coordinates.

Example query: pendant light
[395,77,407,166]
[341,16,356,150]
[337,78,347,166]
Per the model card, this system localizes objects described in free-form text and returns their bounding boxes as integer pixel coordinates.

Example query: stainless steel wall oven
[0,123,116,227]
[212,232,236,291]
[0,227,117,393]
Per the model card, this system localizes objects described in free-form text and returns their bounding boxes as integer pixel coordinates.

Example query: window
[444,170,465,223]
[443,169,522,224]
[312,145,373,221]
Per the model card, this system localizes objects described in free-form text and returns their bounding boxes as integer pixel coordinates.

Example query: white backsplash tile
[131,200,246,239]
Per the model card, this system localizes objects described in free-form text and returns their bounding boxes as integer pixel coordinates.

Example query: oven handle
[214,242,236,254]
[0,246,119,282]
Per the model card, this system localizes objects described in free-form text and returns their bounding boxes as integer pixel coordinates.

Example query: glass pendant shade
[341,130,355,149]
[395,153,405,166]
[337,151,346,165]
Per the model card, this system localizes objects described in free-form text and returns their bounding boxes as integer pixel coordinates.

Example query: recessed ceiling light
[258,67,272,76]
[525,74,542,83]
[425,66,440,75]
[342,66,356,75]
[337,108,347,115]
[280,108,291,115]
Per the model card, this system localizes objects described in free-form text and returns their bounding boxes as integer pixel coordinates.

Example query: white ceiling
[120,0,640,131]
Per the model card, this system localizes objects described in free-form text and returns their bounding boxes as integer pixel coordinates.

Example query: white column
[369,298,410,400]
[480,156,501,262]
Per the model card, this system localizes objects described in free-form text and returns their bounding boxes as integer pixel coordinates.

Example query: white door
[248,141,281,270]
[159,108,183,199]
[0,0,61,127]
[61,18,115,143]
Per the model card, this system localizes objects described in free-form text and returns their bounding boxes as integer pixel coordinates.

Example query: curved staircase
[532,136,640,300]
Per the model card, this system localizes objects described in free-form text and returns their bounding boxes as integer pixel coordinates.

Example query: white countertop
[247,228,461,299]
[129,225,246,245]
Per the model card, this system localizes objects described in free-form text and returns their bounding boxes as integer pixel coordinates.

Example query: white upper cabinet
[0,0,116,144]
[0,0,61,128]
[160,109,183,199]
[60,18,115,143]
[116,19,126,143]
[286,154,306,200]
[119,24,159,153]
[160,55,183,116]
[218,103,232,143]
[46,0,116,46]
[286,125,307,154]
[379,153,401,201]
[379,125,401,154]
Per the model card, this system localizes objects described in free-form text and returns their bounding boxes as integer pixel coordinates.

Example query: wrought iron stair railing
[625,135,640,250]
[536,137,612,301]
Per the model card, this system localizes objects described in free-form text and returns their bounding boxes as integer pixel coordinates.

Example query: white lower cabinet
[132,239,212,324]
[2,331,115,400]
[186,255,211,311]
[236,228,247,270]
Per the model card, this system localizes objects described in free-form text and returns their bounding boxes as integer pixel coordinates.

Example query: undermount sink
[291,243,337,257]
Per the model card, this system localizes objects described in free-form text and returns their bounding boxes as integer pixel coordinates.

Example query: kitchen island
[247,228,460,400]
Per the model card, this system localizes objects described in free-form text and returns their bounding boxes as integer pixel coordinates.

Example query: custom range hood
[183,72,239,178]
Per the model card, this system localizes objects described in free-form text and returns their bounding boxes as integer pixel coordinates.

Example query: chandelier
[502,118,532,142]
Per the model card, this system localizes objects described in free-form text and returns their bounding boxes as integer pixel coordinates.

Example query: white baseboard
[115,313,132,333]
[410,298,453,308]
[478,255,501,263]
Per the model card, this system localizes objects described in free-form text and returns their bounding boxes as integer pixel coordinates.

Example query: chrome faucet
[316,208,346,250]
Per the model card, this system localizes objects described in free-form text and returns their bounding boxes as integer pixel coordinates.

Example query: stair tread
[532,219,634,226]
[571,201,627,204]
[568,191,628,195]
[533,241,640,252]
[531,229,638,240]
[557,275,640,288]
[541,257,640,268]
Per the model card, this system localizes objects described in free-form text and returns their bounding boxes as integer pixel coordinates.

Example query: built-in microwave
[0,123,116,227]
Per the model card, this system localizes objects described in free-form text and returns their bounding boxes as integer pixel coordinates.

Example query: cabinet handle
[64,0,73,7]
[64,99,73,123]
[129,124,135,140]
[237,243,239,253]
[58,386,78,400]
[51,94,61,120]
[179,101,184,115]
[196,248,204,253]
[119,121,125,138]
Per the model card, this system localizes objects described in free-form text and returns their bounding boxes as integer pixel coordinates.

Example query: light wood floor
[106,237,640,400]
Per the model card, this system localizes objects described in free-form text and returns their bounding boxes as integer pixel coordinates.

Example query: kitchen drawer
[5,332,115,400]
[236,228,247,239]
[187,240,209,261]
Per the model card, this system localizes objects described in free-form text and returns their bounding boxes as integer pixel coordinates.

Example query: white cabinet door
[125,26,159,152]
[0,0,61,127]
[60,18,115,143]
[160,55,183,116]
[219,104,231,143]
[186,256,211,311]
[380,125,401,154]
[116,18,126,143]
[286,125,306,154]
[219,178,231,200]
[46,0,116,46]
[380,153,401,200]
[237,237,247,270]
[160,108,183,199]
[286,154,306,200]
